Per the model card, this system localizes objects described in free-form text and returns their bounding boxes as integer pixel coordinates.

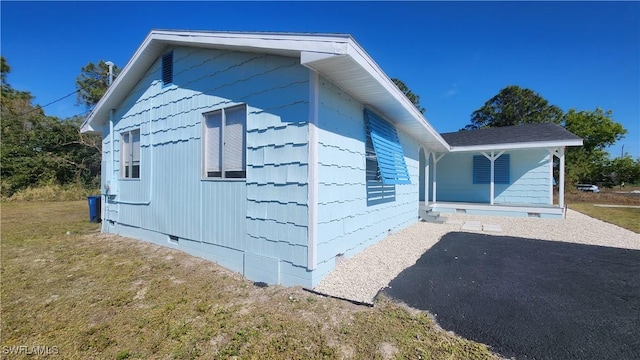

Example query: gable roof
[81,30,450,152]
[440,123,583,152]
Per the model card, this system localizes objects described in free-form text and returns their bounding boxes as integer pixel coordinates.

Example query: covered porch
[419,123,583,219]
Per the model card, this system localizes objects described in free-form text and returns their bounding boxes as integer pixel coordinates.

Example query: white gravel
[313,209,640,304]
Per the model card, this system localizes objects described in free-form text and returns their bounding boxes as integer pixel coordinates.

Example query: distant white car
[576,184,600,193]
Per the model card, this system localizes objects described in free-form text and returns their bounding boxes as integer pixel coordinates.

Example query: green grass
[565,187,640,233]
[568,203,640,233]
[1,201,497,359]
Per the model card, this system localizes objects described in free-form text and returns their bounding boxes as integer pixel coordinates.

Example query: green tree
[563,108,627,184]
[609,156,640,186]
[1,56,10,90]
[76,60,120,109]
[465,85,564,130]
[1,58,102,197]
[563,108,626,153]
[392,78,425,114]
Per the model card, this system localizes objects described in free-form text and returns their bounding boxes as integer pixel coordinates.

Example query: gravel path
[313,209,640,304]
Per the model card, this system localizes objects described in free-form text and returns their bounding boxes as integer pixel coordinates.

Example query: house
[80,30,582,287]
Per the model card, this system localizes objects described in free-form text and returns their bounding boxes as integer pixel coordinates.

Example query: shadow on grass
[381,232,640,360]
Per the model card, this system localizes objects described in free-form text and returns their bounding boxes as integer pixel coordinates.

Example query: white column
[559,147,565,208]
[481,151,503,205]
[432,154,438,203]
[548,148,556,205]
[490,151,495,205]
[432,153,445,203]
[424,149,430,204]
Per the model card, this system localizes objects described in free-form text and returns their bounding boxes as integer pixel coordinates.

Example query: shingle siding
[103,46,311,284]
[313,77,419,284]
[436,149,551,204]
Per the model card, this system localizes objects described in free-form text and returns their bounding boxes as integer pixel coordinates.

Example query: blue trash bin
[87,195,101,223]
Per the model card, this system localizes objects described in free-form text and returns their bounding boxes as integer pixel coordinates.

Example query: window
[473,154,510,184]
[162,52,173,85]
[121,129,141,179]
[364,109,411,185]
[203,105,246,179]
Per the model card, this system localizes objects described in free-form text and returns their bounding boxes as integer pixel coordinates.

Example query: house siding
[102,46,311,285]
[436,149,551,204]
[313,77,420,285]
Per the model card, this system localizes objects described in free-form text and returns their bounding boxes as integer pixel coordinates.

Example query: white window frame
[202,104,247,180]
[120,129,141,179]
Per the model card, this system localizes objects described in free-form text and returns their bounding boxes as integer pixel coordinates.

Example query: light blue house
[81,30,582,287]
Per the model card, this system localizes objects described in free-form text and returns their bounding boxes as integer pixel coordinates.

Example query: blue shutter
[473,154,510,184]
[473,155,490,184]
[494,154,510,184]
[364,109,411,185]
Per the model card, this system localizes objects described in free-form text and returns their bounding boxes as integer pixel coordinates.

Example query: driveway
[381,232,640,359]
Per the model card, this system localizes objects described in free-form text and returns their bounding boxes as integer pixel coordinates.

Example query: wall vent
[456,209,467,213]
[527,212,541,218]
[162,51,173,85]
[168,235,179,244]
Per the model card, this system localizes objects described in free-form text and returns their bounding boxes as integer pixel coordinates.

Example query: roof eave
[449,139,584,152]
[80,30,451,153]
[301,40,450,152]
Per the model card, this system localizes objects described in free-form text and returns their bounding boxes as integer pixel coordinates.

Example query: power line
[18,76,104,117]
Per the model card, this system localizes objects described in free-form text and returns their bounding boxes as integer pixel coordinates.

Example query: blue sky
[2,1,639,158]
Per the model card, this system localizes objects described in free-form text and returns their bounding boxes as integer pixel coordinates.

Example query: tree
[563,108,626,153]
[563,108,627,184]
[1,58,102,197]
[75,60,120,109]
[465,85,564,130]
[608,156,640,186]
[392,78,425,114]
[1,56,10,90]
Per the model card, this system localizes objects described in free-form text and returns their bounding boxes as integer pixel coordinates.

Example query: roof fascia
[449,139,584,152]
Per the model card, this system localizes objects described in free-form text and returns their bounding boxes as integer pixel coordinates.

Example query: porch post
[481,151,504,206]
[432,153,438,203]
[490,151,495,205]
[424,149,430,204]
[431,153,445,203]
[559,147,565,208]
[548,148,555,205]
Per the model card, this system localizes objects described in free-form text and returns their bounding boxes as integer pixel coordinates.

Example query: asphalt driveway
[380,232,640,359]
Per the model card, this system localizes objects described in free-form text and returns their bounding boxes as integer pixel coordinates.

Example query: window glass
[203,105,246,179]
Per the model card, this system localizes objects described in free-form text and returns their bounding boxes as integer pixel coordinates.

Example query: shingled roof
[440,123,583,150]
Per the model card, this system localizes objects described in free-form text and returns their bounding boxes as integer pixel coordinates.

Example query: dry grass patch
[1,201,497,359]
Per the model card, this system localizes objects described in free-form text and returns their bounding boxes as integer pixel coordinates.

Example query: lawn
[565,187,640,233]
[0,201,496,359]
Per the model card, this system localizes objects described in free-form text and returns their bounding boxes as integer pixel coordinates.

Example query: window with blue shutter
[162,52,173,85]
[473,154,510,184]
[364,109,411,185]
